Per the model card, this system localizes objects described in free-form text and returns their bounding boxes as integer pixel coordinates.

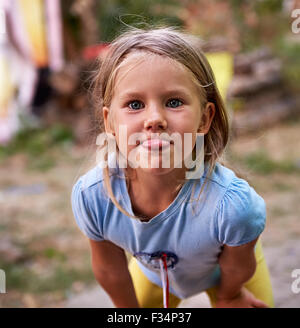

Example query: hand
[215,287,269,308]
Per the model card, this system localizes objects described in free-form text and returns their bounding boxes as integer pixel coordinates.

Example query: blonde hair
[92,25,230,220]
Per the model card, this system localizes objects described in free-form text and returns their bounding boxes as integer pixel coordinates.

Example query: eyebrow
[118,89,192,100]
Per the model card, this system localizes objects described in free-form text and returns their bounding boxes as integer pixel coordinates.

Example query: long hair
[92,25,231,219]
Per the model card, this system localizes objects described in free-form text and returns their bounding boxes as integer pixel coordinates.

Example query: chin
[126,146,185,176]
[140,166,175,176]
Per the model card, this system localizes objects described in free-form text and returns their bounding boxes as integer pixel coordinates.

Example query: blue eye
[127,98,183,110]
[128,100,143,110]
[167,99,183,108]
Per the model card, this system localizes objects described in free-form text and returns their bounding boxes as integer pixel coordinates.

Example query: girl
[71,26,274,308]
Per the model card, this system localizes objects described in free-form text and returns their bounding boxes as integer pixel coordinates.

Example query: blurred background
[0,0,299,308]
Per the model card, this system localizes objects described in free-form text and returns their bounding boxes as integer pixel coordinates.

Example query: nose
[144,106,167,132]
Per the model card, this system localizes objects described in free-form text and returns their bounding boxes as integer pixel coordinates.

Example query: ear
[103,106,115,134]
[198,102,216,135]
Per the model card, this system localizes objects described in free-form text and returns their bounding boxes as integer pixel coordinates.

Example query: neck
[125,168,187,219]
[134,167,185,189]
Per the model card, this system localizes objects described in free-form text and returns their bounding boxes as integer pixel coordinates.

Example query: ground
[0,116,299,308]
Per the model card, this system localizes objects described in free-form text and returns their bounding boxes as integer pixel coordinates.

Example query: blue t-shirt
[71,162,266,299]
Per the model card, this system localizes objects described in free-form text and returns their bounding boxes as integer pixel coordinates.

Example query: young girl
[71,26,274,308]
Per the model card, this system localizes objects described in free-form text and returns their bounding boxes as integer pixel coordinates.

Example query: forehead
[112,52,199,96]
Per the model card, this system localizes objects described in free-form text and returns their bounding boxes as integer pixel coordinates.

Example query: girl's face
[103,53,215,176]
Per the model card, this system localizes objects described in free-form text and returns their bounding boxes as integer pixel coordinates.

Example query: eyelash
[126,98,184,111]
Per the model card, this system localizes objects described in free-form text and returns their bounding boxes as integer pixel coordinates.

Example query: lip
[141,139,171,150]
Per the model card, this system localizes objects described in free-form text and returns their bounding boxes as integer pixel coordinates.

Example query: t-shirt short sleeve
[71,179,104,242]
[214,176,266,246]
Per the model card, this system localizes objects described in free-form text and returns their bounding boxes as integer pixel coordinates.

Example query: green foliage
[273,39,300,92]
[0,259,94,293]
[232,150,300,175]
[61,0,81,48]
[229,0,286,51]
[0,242,93,294]
[97,0,184,42]
[36,266,94,293]
[254,0,283,14]
[0,224,7,231]
[0,124,74,171]
[43,248,67,262]
[49,125,74,144]
[272,182,294,191]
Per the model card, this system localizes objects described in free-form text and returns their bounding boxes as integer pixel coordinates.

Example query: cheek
[114,121,139,156]
[172,111,200,135]
[172,112,201,152]
[116,112,142,135]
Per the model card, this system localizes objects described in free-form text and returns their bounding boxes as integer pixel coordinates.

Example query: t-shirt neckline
[118,166,209,226]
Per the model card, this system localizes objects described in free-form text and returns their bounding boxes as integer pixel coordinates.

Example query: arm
[216,237,268,308]
[89,239,139,308]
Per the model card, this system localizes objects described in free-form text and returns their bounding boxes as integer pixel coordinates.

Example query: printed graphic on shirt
[134,251,178,270]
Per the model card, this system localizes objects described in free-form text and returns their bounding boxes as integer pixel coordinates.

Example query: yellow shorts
[128,239,274,308]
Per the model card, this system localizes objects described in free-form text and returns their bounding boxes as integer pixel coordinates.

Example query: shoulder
[204,162,237,189]
[71,164,124,214]
[71,165,108,222]
[72,163,121,195]
[71,165,121,241]
[73,165,105,192]
[71,166,105,241]
[212,164,266,246]
[206,162,265,211]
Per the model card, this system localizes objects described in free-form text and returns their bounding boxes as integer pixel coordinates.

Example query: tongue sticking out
[142,139,171,150]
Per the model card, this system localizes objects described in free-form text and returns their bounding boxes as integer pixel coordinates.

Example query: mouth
[141,139,172,150]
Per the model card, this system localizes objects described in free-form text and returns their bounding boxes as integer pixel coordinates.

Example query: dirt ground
[0,117,300,308]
